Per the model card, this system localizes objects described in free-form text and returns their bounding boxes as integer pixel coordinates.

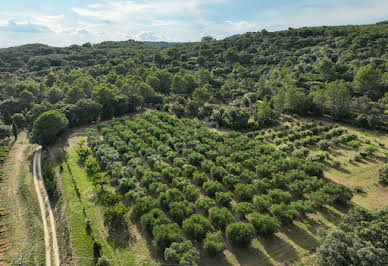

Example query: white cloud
[0,0,387,48]
[252,0,388,30]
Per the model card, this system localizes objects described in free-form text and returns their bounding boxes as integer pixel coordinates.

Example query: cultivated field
[48,111,388,265]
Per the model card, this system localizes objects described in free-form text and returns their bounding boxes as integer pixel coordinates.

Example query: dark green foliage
[270,203,299,224]
[164,241,200,265]
[234,183,255,201]
[196,197,216,213]
[140,208,169,234]
[41,161,58,200]
[168,200,195,225]
[103,202,127,227]
[321,183,353,204]
[182,185,200,201]
[232,202,255,217]
[11,113,26,128]
[203,180,223,197]
[226,222,255,247]
[254,195,273,212]
[250,213,279,237]
[257,101,277,127]
[209,207,234,231]
[132,196,158,218]
[316,229,388,266]
[32,110,68,145]
[182,214,212,241]
[152,223,184,253]
[215,192,234,207]
[203,231,226,257]
[158,188,184,209]
[0,125,11,140]
[210,166,227,181]
[193,172,208,185]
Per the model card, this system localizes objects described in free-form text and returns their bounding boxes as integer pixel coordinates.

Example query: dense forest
[0,23,387,144]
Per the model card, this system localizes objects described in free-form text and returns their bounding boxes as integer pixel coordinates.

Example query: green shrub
[209,207,234,231]
[347,140,361,149]
[152,223,184,252]
[250,213,279,237]
[226,222,255,247]
[164,241,200,265]
[215,192,234,207]
[183,214,212,241]
[203,231,226,257]
[203,181,223,197]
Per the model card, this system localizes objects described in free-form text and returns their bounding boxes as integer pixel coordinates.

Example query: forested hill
[0,23,387,142]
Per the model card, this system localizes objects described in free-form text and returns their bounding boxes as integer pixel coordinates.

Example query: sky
[0,0,387,48]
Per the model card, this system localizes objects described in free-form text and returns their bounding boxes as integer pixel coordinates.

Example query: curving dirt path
[33,148,60,266]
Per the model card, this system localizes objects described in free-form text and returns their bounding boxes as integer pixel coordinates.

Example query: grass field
[324,127,388,210]
[0,132,44,265]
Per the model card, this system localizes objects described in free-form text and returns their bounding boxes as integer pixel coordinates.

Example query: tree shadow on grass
[107,221,135,249]
[129,217,164,265]
[199,250,234,266]
[335,166,351,174]
[232,243,274,266]
[362,156,378,164]
[280,224,319,252]
[318,205,350,225]
[371,154,388,163]
[259,234,298,265]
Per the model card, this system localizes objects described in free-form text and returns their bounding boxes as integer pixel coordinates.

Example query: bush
[270,203,299,224]
[378,164,388,186]
[268,189,292,204]
[104,202,127,227]
[203,231,226,257]
[292,147,309,158]
[232,202,255,217]
[132,196,158,218]
[347,140,361,149]
[254,194,273,212]
[152,223,184,252]
[234,183,256,201]
[193,172,208,185]
[215,192,234,207]
[164,241,200,265]
[226,222,255,247]
[209,207,234,231]
[140,208,169,234]
[363,145,378,155]
[250,213,279,237]
[183,185,200,201]
[182,164,196,178]
[168,201,195,225]
[203,181,223,197]
[195,197,216,213]
[321,183,353,204]
[210,166,227,181]
[183,214,212,241]
[222,174,240,190]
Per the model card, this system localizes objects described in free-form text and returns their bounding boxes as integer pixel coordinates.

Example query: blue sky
[0,0,387,47]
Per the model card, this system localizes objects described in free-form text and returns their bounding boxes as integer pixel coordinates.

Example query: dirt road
[33,148,60,266]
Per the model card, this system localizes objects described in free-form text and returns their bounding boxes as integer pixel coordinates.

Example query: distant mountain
[143,41,181,48]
